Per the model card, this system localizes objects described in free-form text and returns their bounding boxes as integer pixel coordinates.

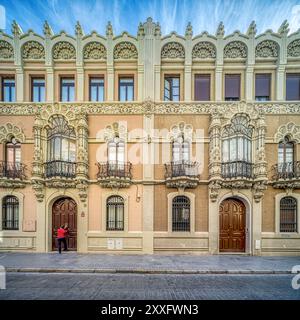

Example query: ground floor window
[2,195,19,230]
[280,196,297,232]
[106,196,124,231]
[172,196,190,232]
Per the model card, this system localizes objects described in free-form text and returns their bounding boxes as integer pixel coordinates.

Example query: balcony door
[5,138,21,178]
[219,198,246,252]
[278,136,294,174]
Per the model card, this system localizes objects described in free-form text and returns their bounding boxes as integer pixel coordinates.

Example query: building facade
[0,18,300,255]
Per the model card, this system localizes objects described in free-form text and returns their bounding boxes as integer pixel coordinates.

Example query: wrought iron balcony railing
[97,161,132,179]
[44,160,76,178]
[165,161,199,179]
[0,161,26,179]
[272,161,300,180]
[221,161,253,179]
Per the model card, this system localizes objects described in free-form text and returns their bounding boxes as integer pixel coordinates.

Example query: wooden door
[52,198,77,251]
[219,198,245,252]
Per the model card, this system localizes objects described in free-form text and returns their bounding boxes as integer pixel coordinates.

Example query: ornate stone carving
[161,42,185,59]
[83,42,106,60]
[32,180,45,202]
[52,41,76,59]
[0,179,26,188]
[22,41,45,59]
[98,178,132,189]
[278,20,289,36]
[0,123,25,143]
[216,22,225,37]
[287,39,300,57]
[43,21,54,37]
[185,22,193,37]
[104,122,127,142]
[252,181,268,202]
[75,21,83,37]
[274,122,300,143]
[106,21,113,37]
[247,21,257,37]
[192,41,216,59]
[169,122,193,141]
[255,40,278,58]
[114,42,138,59]
[224,41,247,59]
[165,177,199,189]
[0,41,14,59]
[209,180,222,202]
[12,20,23,37]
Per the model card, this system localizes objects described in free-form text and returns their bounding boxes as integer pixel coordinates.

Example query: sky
[0,0,300,37]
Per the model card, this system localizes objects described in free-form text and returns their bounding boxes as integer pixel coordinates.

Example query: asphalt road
[0,272,299,300]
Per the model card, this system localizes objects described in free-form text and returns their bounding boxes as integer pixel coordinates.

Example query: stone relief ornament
[216,22,225,37]
[192,41,216,59]
[224,41,247,58]
[287,39,300,57]
[255,40,278,58]
[52,41,76,59]
[43,21,54,37]
[161,42,185,59]
[22,41,45,59]
[274,122,300,143]
[114,42,138,59]
[246,21,257,37]
[83,42,107,59]
[0,123,25,143]
[0,41,14,59]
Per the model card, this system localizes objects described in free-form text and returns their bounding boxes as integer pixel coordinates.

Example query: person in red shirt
[57,225,68,254]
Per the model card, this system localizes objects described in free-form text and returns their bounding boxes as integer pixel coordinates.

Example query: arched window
[46,116,76,178]
[172,135,189,163]
[108,137,125,163]
[280,197,297,232]
[278,136,294,174]
[2,196,19,230]
[5,137,21,178]
[106,196,124,231]
[222,115,253,178]
[172,196,190,232]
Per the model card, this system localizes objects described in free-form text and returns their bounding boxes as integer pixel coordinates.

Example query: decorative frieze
[0,40,14,59]
[83,42,107,60]
[161,42,185,59]
[22,41,45,60]
[287,39,300,57]
[192,41,216,59]
[224,41,247,59]
[52,41,76,60]
[255,40,279,58]
[114,42,138,59]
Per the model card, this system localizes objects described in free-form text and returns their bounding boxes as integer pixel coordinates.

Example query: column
[246,66,254,101]
[76,67,84,102]
[46,67,54,102]
[184,65,192,101]
[276,65,285,101]
[215,66,223,101]
[107,65,114,101]
[16,67,24,102]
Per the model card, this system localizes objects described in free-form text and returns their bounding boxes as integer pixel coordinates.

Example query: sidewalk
[0,252,299,274]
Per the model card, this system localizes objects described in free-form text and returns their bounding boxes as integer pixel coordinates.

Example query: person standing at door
[57,225,68,254]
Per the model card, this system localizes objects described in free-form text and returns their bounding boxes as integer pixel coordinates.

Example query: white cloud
[290,5,300,33]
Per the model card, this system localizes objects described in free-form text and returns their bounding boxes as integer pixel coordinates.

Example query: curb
[5,268,294,275]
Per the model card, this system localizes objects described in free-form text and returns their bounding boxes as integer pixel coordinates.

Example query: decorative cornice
[0,101,299,116]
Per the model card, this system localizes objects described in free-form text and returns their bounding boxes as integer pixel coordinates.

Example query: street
[0,272,299,300]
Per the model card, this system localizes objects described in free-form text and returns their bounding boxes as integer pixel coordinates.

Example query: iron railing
[0,161,26,179]
[272,161,300,180]
[44,160,76,178]
[165,161,199,179]
[97,161,132,179]
[221,161,253,179]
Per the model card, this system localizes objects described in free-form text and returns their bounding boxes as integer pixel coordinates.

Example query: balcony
[271,161,300,189]
[44,160,76,179]
[0,161,26,188]
[97,161,132,188]
[164,161,200,189]
[221,161,254,179]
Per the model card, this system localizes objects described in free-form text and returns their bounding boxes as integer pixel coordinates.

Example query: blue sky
[0,0,300,36]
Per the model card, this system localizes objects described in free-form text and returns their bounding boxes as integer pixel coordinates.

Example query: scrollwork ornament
[161,42,185,59]
[255,40,278,58]
[114,42,138,59]
[287,39,300,57]
[224,41,247,59]
[53,41,76,59]
[22,41,45,59]
[83,42,107,59]
[192,42,216,59]
[0,41,14,59]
